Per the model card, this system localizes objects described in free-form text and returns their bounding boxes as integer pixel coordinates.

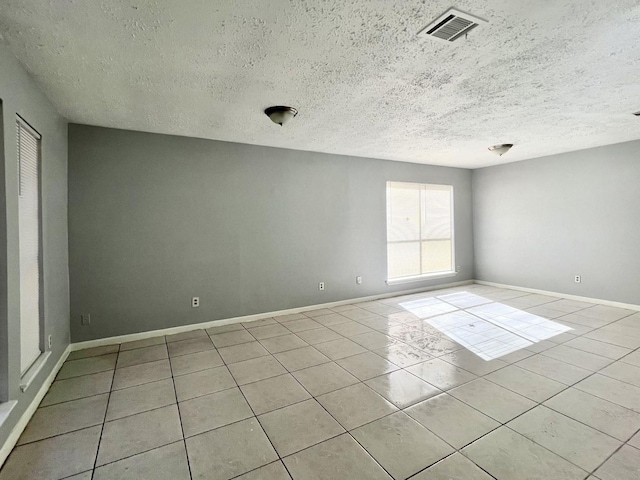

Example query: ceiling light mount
[264,106,298,126]
[488,144,514,156]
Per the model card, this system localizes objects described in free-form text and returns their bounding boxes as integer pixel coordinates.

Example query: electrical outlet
[192,297,200,307]
[81,314,91,326]
[456,265,461,273]
[356,276,362,285]
[48,335,52,349]
[319,282,325,291]
[574,275,581,283]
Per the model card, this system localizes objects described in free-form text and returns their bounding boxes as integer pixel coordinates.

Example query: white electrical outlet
[48,335,52,349]
[456,265,461,273]
[574,275,581,283]
[356,276,362,285]
[319,282,325,291]
[192,297,200,307]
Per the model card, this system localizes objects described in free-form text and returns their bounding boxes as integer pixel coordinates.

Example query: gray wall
[0,46,69,446]
[473,140,640,305]
[68,125,474,342]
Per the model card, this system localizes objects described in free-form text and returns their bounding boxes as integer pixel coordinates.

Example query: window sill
[0,401,17,430]
[386,271,457,286]
[20,351,51,393]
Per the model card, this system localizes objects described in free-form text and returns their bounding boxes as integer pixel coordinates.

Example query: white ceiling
[1,0,639,168]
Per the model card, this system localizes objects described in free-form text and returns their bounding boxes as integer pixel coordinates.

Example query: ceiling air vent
[418,8,487,43]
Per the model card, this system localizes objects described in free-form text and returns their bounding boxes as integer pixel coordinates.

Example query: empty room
[0,1,639,479]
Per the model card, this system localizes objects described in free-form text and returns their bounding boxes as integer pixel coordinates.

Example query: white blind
[17,117,42,374]
[386,182,454,280]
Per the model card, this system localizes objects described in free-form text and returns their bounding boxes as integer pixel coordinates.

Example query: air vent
[418,8,487,43]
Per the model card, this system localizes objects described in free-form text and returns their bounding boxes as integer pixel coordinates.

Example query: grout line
[90,343,120,480]
[86,440,186,474]
[231,359,296,480]
[538,345,617,368]
[58,470,94,480]
[103,398,179,425]
[15,423,109,448]
[113,355,170,370]
[505,425,593,477]
[57,366,115,380]
[587,435,639,479]
[225,460,290,480]
[346,430,397,478]
[560,340,632,359]
[31,388,112,410]
[167,347,194,480]
[405,450,499,480]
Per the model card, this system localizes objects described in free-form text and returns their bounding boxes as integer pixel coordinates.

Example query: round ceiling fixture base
[488,144,514,156]
[264,106,298,126]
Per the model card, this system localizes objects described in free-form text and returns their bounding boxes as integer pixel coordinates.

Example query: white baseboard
[474,280,640,312]
[0,344,71,468]
[71,280,474,351]
[71,278,640,353]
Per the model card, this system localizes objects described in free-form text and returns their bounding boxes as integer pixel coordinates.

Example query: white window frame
[385,181,456,285]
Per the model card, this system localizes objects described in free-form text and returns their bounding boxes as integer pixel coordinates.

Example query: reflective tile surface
[3,284,640,479]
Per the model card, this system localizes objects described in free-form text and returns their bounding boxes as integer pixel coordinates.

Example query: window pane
[387,183,420,242]
[387,242,421,279]
[386,181,454,281]
[422,187,451,240]
[422,240,452,273]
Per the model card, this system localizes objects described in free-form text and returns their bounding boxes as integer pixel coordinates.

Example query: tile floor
[2,284,640,479]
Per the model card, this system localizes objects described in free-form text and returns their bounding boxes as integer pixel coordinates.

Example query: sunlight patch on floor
[400,293,572,361]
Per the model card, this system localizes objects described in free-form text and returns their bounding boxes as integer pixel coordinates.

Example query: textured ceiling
[1,0,639,168]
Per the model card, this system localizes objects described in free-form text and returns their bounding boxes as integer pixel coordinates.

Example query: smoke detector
[418,8,487,43]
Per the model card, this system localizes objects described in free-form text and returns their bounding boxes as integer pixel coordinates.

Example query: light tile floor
[2,284,640,479]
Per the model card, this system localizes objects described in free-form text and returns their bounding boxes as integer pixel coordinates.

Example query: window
[386,181,454,283]
[17,116,42,375]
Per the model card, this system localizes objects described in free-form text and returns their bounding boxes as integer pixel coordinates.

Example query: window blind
[17,117,42,375]
[386,182,454,281]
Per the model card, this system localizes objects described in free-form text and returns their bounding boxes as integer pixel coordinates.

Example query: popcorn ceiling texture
[1,0,639,168]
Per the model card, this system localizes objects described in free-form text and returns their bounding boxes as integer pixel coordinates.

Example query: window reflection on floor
[399,292,573,361]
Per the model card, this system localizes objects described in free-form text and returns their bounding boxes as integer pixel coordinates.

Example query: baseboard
[474,280,640,312]
[70,278,640,353]
[70,279,474,351]
[0,344,71,468]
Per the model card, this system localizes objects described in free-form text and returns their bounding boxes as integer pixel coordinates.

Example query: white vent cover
[418,8,487,43]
